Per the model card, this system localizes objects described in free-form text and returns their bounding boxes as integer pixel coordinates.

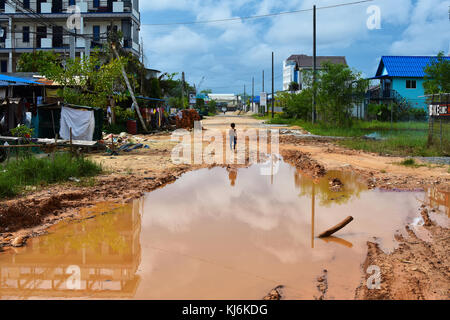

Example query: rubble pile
[176,110,201,129]
[100,132,151,154]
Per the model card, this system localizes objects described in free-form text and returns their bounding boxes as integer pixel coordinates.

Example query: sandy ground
[0,115,449,300]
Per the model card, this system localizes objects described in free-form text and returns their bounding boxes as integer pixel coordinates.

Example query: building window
[23,26,30,43]
[69,0,75,6]
[93,25,100,42]
[23,0,30,9]
[1,60,7,73]
[406,80,417,89]
[93,0,100,8]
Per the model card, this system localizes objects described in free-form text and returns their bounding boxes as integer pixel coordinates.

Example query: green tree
[17,51,60,73]
[207,100,217,115]
[288,81,300,92]
[304,62,368,127]
[424,51,450,94]
[278,89,313,120]
[44,53,127,109]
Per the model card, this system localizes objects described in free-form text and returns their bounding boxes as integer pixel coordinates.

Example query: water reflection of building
[0,200,142,299]
[427,188,450,217]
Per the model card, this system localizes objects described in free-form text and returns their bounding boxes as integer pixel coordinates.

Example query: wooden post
[318,216,354,238]
[111,45,148,132]
[70,127,73,157]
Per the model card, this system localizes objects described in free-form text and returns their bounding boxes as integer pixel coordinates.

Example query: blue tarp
[136,96,165,102]
[0,74,40,86]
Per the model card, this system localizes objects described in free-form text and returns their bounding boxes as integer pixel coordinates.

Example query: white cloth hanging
[59,106,95,141]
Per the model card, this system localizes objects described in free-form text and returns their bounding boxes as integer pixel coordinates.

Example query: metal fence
[427,94,450,155]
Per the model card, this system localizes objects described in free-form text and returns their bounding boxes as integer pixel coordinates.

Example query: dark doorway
[52,26,63,48]
[107,0,115,12]
[37,0,46,13]
[52,0,63,13]
[1,60,7,72]
[37,26,47,48]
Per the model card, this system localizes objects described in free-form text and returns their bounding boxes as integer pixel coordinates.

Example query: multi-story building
[283,54,347,91]
[0,0,141,72]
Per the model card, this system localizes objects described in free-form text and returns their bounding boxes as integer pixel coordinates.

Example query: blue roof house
[369,56,450,111]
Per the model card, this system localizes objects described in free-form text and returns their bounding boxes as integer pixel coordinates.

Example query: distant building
[368,56,450,110]
[283,54,347,91]
[0,0,141,73]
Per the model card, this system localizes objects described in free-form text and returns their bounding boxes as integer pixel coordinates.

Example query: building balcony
[0,1,136,15]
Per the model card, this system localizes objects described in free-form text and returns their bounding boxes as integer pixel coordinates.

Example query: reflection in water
[320,236,354,248]
[294,169,367,207]
[0,202,141,299]
[0,161,446,300]
[227,168,238,187]
[427,188,449,217]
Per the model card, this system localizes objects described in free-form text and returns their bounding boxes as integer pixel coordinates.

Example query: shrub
[0,153,102,199]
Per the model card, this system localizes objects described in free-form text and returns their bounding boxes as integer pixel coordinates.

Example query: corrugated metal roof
[0,74,40,86]
[376,56,450,78]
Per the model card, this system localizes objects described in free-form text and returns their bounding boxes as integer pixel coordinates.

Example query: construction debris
[318,216,354,238]
[315,269,328,300]
[263,285,284,300]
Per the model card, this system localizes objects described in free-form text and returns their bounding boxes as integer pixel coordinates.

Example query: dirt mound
[355,221,450,300]
[281,149,326,178]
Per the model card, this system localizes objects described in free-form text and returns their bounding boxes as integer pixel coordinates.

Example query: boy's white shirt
[229,128,237,138]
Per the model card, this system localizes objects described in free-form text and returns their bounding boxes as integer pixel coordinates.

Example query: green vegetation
[255,114,446,156]
[0,154,102,199]
[10,125,34,138]
[16,51,61,73]
[397,158,422,167]
[338,132,445,157]
[424,51,450,94]
[258,55,450,157]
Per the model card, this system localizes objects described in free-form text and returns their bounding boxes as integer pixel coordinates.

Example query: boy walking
[229,123,237,151]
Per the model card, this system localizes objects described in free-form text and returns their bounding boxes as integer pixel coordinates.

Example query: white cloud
[390,0,450,55]
[138,0,449,93]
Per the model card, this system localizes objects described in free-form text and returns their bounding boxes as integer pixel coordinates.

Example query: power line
[142,0,374,26]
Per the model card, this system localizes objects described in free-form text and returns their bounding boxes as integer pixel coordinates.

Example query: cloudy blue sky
[139,0,450,94]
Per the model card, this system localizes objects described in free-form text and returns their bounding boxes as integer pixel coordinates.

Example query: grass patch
[254,114,428,137]
[338,133,446,157]
[255,114,448,157]
[396,158,426,168]
[0,153,102,199]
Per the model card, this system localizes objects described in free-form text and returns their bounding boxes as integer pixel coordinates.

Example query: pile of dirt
[281,149,326,178]
[176,109,201,129]
[355,216,450,300]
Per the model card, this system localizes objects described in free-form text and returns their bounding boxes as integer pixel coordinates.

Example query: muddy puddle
[0,161,448,300]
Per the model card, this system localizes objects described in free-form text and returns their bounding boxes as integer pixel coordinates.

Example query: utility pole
[312,5,317,124]
[140,37,144,95]
[244,84,246,111]
[252,77,254,113]
[272,51,274,119]
[181,71,185,108]
[262,70,265,92]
